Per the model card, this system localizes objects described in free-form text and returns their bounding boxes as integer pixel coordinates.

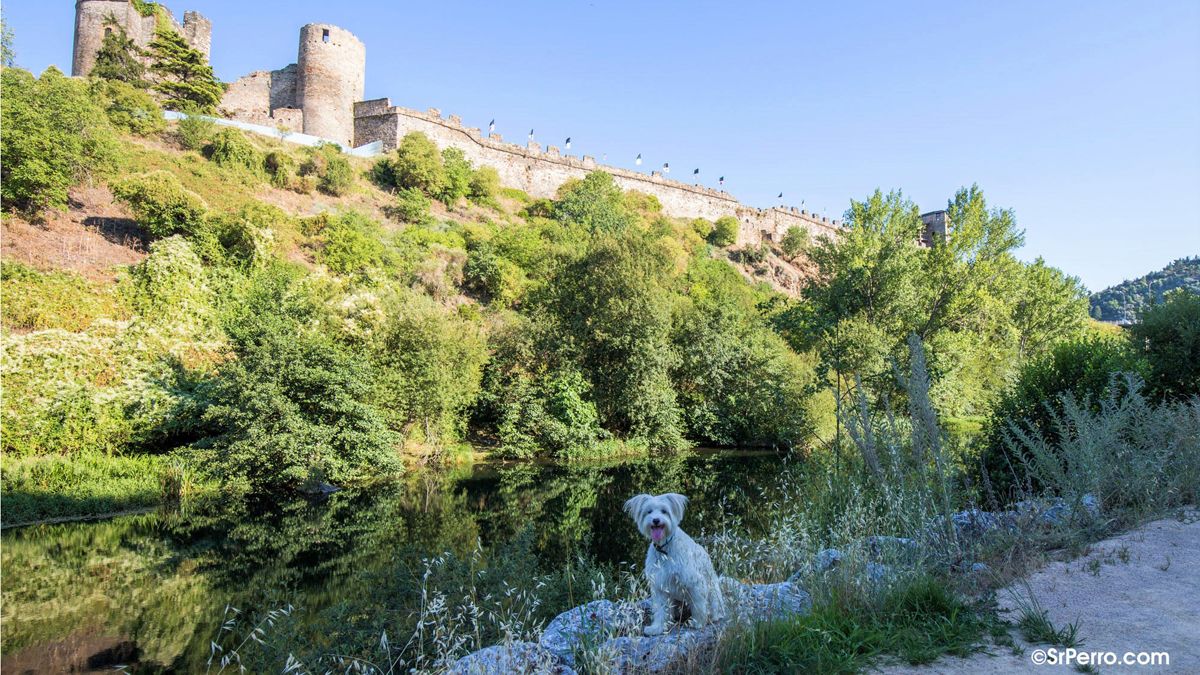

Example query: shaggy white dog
[624,493,726,635]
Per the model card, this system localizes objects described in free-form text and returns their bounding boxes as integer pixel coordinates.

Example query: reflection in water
[1,450,791,672]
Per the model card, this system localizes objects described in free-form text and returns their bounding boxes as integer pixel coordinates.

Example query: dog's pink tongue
[651,527,664,542]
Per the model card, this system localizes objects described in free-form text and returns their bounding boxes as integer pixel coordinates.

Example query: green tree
[374,131,446,195]
[1130,291,1200,400]
[1,11,15,68]
[91,20,145,85]
[299,143,355,196]
[94,79,165,136]
[439,146,473,205]
[780,225,808,259]
[553,171,633,234]
[468,166,501,205]
[320,211,387,276]
[1,67,119,214]
[709,215,738,247]
[147,26,222,113]
[1012,257,1089,359]
[111,171,208,238]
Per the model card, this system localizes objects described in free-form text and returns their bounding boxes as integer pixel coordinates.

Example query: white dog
[624,493,726,635]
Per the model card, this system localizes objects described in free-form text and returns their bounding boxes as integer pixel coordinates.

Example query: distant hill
[1090,257,1200,323]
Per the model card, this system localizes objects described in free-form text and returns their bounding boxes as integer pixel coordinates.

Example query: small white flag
[663,162,670,174]
[488,119,495,133]
[635,153,642,166]
[565,137,571,149]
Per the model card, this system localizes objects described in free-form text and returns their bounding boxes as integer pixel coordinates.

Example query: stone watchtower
[72,0,211,77]
[295,24,366,145]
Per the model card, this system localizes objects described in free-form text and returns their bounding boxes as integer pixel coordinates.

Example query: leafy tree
[91,20,145,85]
[439,146,472,205]
[147,26,222,113]
[320,211,387,276]
[1012,257,1089,358]
[390,186,432,225]
[112,171,208,238]
[208,128,262,174]
[1,67,119,214]
[200,267,400,491]
[176,113,215,151]
[544,229,686,448]
[1130,291,1200,400]
[94,79,165,136]
[373,131,446,195]
[1,11,15,68]
[299,143,355,196]
[709,215,738,247]
[553,171,633,234]
[780,225,808,259]
[468,166,501,205]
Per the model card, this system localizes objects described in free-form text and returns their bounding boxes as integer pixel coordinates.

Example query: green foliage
[263,150,296,188]
[112,171,208,238]
[207,128,263,176]
[210,202,290,268]
[91,20,146,85]
[468,165,501,205]
[780,224,808,258]
[978,331,1145,498]
[373,131,447,196]
[390,186,433,224]
[463,240,524,306]
[1,11,14,68]
[197,268,401,491]
[553,172,633,233]
[709,214,738,246]
[1,67,119,214]
[94,78,165,135]
[1130,290,1200,399]
[1090,257,1200,323]
[370,290,488,444]
[147,26,223,113]
[0,262,131,332]
[320,211,387,276]
[299,143,355,196]
[1012,257,1089,358]
[439,146,473,205]
[175,113,215,151]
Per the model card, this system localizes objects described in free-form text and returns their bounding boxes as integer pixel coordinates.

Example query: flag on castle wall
[635,153,642,165]
[489,119,495,133]
[663,163,670,173]
[693,168,699,175]
[719,176,725,186]
[778,192,783,199]
[565,137,571,149]
[529,129,534,139]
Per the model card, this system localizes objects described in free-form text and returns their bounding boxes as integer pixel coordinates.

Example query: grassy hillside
[1090,256,1200,322]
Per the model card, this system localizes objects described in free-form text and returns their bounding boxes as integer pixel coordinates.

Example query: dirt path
[879,511,1200,674]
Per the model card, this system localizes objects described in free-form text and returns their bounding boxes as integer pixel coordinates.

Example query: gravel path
[878,511,1200,674]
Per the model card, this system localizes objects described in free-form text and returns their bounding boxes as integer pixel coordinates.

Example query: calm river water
[1,449,796,672]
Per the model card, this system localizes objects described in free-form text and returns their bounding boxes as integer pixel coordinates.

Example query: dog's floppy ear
[662,493,688,524]
[623,494,649,521]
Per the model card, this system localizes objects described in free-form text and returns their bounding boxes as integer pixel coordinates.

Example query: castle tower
[295,24,366,145]
[72,0,211,77]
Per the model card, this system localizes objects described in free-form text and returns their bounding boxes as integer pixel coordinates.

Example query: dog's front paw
[643,624,665,636]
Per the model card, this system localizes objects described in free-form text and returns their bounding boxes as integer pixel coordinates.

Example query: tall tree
[147,26,222,113]
[91,19,146,85]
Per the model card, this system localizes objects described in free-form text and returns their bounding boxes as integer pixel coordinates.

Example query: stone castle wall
[220,64,303,132]
[296,25,365,145]
[354,100,842,246]
[72,0,210,77]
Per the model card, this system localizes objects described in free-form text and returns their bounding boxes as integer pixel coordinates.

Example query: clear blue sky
[5,0,1198,291]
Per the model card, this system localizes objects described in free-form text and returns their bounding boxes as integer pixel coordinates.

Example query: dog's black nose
[651,517,661,526]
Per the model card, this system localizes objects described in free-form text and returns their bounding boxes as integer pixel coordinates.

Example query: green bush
[212,202,289,268]
[264,150,296,189]
[463,241,523,306]
[690,218,715,239]
[198,269,401,491]
[780,225,809,258]
[553,171,632,233]
[439,147,473,205]
[147,26,222,113]
[300,143,355,196]
[0,261,131,332]
[390,186,432,224]
[373,131,447,196]
[977,331,1146,498]
[1,67,119,214]
[90,20,146,85]
[1130,291,1200,400]
[709,215,739,247]
[468,166,501,205]
[95,79,165,136]
[320,211,387,276]
[176,113,215,151]
[207,128,263,175]
[112,171,209,238]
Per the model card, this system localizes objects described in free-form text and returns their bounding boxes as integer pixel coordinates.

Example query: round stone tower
[72,0,132,76]
[295,24,366,146]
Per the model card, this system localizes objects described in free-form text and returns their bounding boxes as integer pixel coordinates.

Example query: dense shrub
[94,79,165,136]
[977,331,1146,498]
[463,240,523,306]
[147,26,223,113]
[207,128,263,175]
[553,172,632,233]
[212,202,289,268]
[0,262,131,332]
[439,147,473,205]
[90,21,146,85]
[780,225,808,258]
[300,143,355,196]
[320,211,387,276]
[390,186,433,225]
[112,171,209,238]
[198,269,400,491]
[176,113,215,151]
[468,166,501,205]
[1130,291,1200,400]
[690,218,715,239]
[264,150,296,189]
[709,215,738,246]
[127,235,215,325]
[1,67,119,214]
[373,131,447,196]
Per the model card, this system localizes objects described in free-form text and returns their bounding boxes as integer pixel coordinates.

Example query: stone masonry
[72,0,211,78]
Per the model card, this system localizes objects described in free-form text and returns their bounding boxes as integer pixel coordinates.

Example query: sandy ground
[879,511,1200,674]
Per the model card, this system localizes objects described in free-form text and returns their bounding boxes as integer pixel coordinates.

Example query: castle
[72,1,847,247]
